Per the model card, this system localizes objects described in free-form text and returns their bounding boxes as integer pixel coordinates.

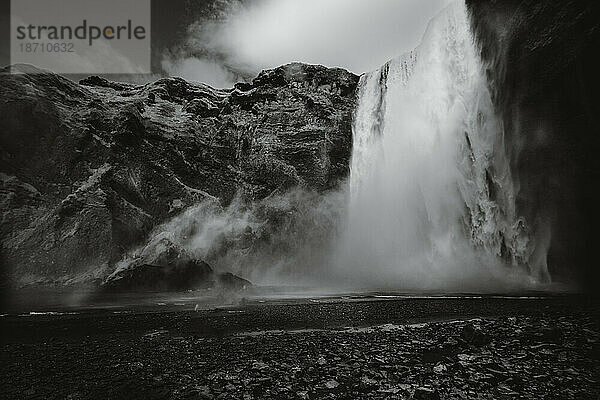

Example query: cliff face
[0,63,359,286]
[467,1,600,288]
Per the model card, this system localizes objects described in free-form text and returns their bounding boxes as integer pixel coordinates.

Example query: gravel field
[1,296,599,399]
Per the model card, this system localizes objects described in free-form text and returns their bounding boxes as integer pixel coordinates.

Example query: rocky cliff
[467,0,600,288]
[0,63,359,287]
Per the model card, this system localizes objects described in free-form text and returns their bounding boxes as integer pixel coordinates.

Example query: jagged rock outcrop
[102,237,250,292]
[0,63,359,287]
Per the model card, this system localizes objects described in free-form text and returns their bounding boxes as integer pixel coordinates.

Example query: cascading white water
[338,1,548,289]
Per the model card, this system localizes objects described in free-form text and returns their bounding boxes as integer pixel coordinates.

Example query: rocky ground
[1,296,598,399]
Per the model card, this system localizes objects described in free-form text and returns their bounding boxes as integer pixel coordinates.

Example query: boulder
[460,323,490,346]
[101,236,251,292]
[102,260,213,292]
[412,387,440,400]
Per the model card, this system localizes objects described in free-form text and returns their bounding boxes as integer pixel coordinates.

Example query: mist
[111,189,346,288]
[163,0,452,87]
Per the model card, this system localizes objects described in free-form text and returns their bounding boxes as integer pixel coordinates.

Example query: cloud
[162,57,237,88]
[165,0,452,85]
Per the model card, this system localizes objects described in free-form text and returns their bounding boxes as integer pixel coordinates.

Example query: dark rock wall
[0,63,358,285]
[467,1,600,289]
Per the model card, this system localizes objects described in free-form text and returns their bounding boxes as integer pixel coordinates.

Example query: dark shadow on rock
[101,237,251,293]
[102,260,251,293]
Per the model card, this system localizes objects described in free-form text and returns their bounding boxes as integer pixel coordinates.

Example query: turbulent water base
[335,1,549,289]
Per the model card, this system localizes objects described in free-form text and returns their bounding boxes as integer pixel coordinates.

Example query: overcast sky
[163,0,452,87]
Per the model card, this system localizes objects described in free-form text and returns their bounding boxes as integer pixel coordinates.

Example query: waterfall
[338,1,548,289]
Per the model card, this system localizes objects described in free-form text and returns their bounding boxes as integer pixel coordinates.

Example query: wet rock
[461,323,490,346]
[216,273,251,290]
[103,262,250,292]
[413,386,440,400]
[146,92,156,105]
[324,379,339,389]
[102,260,213,292]
[102,237,250,292]
[433,363,447,374]
[422,346,447,363]
[539,327,563,344]
[79,75,132,91]
[182,97,221,117]
[358,376,378,392]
